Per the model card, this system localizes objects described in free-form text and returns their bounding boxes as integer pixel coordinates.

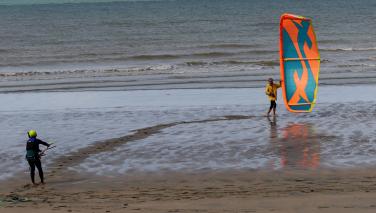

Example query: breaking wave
[321,47,376,52]
[184,60,279,67]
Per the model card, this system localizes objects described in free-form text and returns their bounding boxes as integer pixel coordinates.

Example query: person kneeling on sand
[265,78,282,117]
[25,130,51,185]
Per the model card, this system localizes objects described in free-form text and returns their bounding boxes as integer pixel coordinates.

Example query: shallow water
[74,102,376,175]
[1,86,376,180]
[0,88,263,180]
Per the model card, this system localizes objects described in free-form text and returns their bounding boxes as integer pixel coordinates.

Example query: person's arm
[266,86,276,97]
[37,139,50,147]
[265,86,271,96]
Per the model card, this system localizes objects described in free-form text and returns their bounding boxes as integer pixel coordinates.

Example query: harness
[25,138,38,161]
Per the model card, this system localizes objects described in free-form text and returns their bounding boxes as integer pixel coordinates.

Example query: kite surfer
[25,130,51,185]
[265,78,282,117]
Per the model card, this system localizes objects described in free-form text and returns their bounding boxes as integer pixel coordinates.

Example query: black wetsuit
[25,138,49,184]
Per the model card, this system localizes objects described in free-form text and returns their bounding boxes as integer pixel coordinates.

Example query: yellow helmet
[28,130,37,138]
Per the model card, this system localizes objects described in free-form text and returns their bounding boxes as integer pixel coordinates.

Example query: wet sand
[2,168,376,212]
[5,86,376,181]
[2,115,376,212]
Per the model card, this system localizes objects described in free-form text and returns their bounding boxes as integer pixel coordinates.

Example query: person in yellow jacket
[265,78,282,117]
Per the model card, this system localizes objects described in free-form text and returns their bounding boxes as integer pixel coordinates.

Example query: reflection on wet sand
[267,116,278,139]
[268,117,320,169]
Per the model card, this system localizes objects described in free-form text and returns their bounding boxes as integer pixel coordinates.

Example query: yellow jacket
[265,83,281,101]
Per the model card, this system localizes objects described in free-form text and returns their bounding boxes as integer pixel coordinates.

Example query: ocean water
[0,0,374,90]
[0,0,138,5]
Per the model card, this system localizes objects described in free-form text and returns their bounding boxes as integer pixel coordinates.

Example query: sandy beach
[2,140,376,213]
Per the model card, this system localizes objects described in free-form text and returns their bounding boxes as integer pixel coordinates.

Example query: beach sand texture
[3,170,376,213]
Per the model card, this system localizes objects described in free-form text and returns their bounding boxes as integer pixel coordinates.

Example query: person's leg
[267,101,273,116]
[272,101,277,116]
[27,160,36,184]
[35,159,44,184]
